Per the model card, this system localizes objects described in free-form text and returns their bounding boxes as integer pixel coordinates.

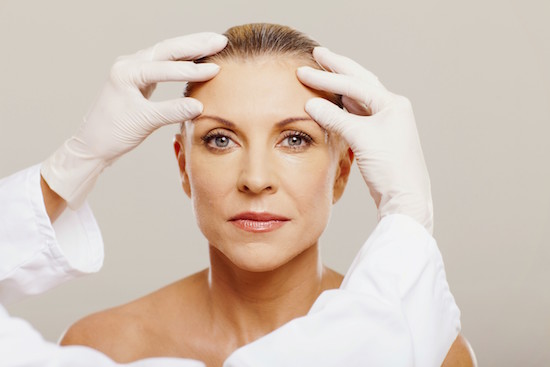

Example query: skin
[59,57,475,367]
[40,176,66,222]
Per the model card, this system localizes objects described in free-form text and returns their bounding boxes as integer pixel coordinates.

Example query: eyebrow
[194,115,314,128]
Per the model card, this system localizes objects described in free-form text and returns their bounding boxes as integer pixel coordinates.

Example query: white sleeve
[0,164,104,304]
[0,306,207,367]
[0,166,206,367]
[224,214,461,367]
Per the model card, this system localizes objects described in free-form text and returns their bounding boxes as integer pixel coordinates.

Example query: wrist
[41,137,110,209]
[40,174,67,222]
[378,194,434,235]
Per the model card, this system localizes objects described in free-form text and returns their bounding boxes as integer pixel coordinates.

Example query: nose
[237,147,279,195]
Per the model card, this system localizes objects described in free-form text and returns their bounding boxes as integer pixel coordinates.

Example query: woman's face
[174,57,351,272]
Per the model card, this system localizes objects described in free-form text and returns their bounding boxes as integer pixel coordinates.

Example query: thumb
[305,98,362,145]
[147,97,203,130]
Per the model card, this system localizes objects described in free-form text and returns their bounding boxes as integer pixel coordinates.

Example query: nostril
[237,161,277,194]
[240,184,273,194]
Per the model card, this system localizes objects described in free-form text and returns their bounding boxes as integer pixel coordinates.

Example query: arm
[0,171,205,366]
[0,32,227,303]
[0,305,207,367]
[40,33,226,211]
[40,174,66,223]
[0,33,227,366]
[225,214,459,367]
[225,47,465,366]
[0,165,103,304]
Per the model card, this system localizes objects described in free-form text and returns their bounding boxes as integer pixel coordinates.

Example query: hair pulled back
[184,23,342,108]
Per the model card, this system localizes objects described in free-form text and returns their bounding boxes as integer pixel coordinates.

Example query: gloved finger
[313,47,386,89]
[297,66,393,114]
[304,97,365,147]
[127,62,220,88]
[150,32,228,61]
[145,97,204,130]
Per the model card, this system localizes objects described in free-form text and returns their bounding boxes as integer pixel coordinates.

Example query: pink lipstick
[229,212,290,233]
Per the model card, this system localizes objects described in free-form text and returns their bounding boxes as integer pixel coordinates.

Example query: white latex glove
[297,47,433,234]
[41,32,228,209]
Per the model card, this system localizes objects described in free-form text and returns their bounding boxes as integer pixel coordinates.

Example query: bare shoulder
[60,302,149,362]
[60,269,210,362]
[441,333,477,367]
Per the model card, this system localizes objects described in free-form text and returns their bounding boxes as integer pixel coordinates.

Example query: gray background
[1,0,549,365]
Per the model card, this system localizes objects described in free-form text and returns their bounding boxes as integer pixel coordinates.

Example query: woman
[61,24,474,366]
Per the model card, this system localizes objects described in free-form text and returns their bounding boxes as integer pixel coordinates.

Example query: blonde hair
[184,23,342,108]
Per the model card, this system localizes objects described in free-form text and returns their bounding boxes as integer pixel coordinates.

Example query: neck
[207,243,326,345]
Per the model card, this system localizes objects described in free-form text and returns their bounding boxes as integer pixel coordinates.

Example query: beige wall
[1,0,549,365]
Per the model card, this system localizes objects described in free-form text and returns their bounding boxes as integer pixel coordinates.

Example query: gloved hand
[41,32,228,209]
[297,47,433,234]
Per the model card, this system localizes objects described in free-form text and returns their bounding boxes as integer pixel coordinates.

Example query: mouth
[228,212,290,233]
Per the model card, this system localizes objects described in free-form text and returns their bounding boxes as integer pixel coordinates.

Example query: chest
[135,317,240,367]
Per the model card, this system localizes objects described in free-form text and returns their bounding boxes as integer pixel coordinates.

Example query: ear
[173,134,192,198]
[332,147,354,204]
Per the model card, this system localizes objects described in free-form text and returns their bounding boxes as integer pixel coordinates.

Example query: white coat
[0,165,460,367]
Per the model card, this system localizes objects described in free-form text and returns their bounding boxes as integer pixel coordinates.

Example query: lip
[229,212,290,233]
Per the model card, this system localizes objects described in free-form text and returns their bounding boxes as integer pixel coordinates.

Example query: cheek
[280,156,336,256]
[279,150,336,218]
[187,147,236,198]
[186,149,236,232]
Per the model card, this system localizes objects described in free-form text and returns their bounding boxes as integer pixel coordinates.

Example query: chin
[234,260,283,273]
[222,242,301,273]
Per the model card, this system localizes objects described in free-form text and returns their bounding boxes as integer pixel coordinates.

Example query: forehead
[189,58,326,123]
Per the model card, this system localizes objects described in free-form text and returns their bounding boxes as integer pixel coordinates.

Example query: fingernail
[209,33,228,47]
[305,98,327,115]
[185,98,203,114]
[201,63,220,73]
[296,66,312,76]
[314,46,330,56]
[304,98,316,110]
[304,98,318,115]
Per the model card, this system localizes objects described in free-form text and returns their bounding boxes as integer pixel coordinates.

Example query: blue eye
[201,130,237,151]
[213,136,230,147]
[280,131,313,149]
[287,135,303,146]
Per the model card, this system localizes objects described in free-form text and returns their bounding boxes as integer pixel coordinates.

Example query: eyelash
[200,129,314,152]
[279,131,314,150]
[201,129,236,151]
